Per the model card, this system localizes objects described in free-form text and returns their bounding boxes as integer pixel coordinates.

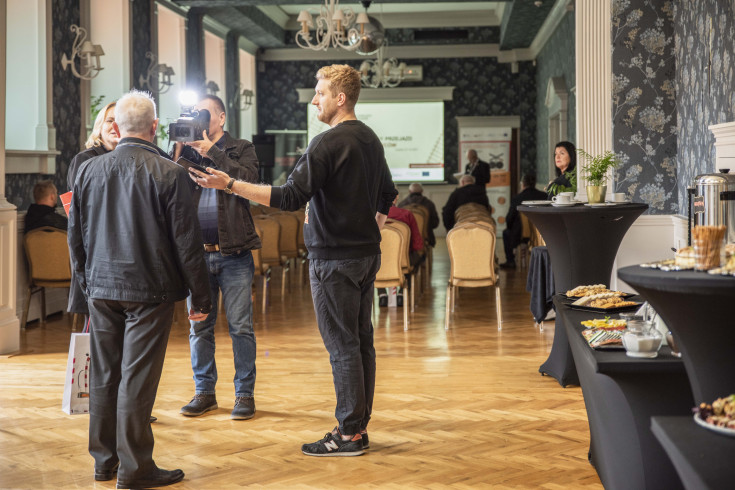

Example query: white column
[0,0,21,355]
[575,0,612,195]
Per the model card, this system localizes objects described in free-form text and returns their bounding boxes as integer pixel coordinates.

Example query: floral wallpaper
[611,0,677,214]
[257,58,537,181]
[535,11,576,187]
[674,0,735,212]
[131,0,154,92]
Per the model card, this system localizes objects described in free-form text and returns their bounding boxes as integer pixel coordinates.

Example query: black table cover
[618,266,735,404]
[556,296,692,490]
[520,203,648,387]
[526,246,555,323]
[652,416,735,490]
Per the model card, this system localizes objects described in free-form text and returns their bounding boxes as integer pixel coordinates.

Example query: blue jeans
[309,255,380,435]
[187,250,256,397]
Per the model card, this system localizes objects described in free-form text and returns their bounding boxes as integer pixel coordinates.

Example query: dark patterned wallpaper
[675,0,735,213]
[535,11,576,187]
[131,0,154,92]
[612,0,677,215]
[257,57,536,181]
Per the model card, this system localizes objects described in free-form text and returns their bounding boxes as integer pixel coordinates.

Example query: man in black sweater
[501,174,548,268]
[190,64,396,457]
[25,180,67,233]
[442,175,491,230]
[464,149,491,186]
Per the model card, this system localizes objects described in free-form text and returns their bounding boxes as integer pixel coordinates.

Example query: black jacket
[68,137,212,311]
[442,184,491,230]
[505,186,548,239]
[177,132,261,254]
[465,159,491,186]
[270,120,396,260]
[67,145,108,191]
[398,193,440,246]
[24,204,68,233]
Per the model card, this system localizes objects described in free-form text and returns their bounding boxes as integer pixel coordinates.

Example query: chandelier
[359,47,407,88]
[295,0,384,54]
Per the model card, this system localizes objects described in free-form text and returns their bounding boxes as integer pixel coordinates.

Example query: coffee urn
[690,169,735,244]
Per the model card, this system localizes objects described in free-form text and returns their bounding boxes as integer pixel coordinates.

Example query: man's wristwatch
[223,178,236,195]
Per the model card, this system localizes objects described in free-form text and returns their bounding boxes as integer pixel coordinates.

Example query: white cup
[552,194,572,204]
[611,192,627,202]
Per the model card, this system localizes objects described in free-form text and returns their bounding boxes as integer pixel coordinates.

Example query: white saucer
[605,199,631,204]
[551,201,582,207]
[522,200,552,206]
[585,202,616,207]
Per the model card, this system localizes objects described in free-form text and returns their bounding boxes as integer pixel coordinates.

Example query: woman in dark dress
[546,141,577,197]
[67,101,119,323]
[66,101,119,190]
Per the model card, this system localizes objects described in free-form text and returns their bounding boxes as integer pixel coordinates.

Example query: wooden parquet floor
[0,240,602,489]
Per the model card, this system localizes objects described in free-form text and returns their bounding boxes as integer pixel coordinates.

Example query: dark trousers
[503,227,521,264]
[88,299,174,480]
[309,255,380,435]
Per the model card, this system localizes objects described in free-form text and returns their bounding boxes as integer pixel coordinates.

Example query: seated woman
[546,141,577,197]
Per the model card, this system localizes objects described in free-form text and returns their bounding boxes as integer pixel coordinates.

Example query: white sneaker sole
[301,450,364,457]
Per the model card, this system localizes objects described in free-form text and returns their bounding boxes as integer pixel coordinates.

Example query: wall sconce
[61,24,104,80]
[241,88,254,111]
[205,81,220,95]
[138,52,174,94]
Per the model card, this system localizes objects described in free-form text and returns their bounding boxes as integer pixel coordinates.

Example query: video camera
[168,109,211,142]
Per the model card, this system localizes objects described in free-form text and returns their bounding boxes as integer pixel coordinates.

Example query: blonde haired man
[191,64,397,457]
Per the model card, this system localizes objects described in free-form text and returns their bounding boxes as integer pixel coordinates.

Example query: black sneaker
[397,294,403,307]
[500,262,516,269]
[180,394,218,417]
[360,430,369,449]
[378,294,388,307]
[231,396,255,420]
[301,429,364,457]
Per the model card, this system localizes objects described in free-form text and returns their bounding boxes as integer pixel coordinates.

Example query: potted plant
[577,149,621,203]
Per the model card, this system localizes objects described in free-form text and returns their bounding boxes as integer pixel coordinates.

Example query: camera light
[178,90,198,108]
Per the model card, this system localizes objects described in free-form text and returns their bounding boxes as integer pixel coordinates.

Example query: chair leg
[495,285,503,330]
[40,287,47,323]
[262,275,268,314]
[403,284,409,331]
[410,274,415,313]
[451,285,456,313]
[444,284,451,330]
[21,286,33,329]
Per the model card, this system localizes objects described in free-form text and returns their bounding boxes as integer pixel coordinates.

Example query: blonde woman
[66,101,119,190]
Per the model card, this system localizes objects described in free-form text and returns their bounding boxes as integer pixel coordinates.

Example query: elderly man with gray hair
[398,183,439,247]
[69,90,212,489]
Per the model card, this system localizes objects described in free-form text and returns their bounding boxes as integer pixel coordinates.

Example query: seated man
[25,180,68,233]
[398,183,440,247]
[501,174,548,268]
[442,175,490,231]
[379,193,424,306]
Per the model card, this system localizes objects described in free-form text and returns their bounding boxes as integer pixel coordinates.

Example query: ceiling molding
[297,86,456,103]
[256,5,290,28]
[283,10,500,30]
[527,0,574,59]
[261,44,535,62]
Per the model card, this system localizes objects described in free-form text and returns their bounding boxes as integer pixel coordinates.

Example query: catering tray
[564,292,637,301]
[693,413,735,438]
[566,302,642,314]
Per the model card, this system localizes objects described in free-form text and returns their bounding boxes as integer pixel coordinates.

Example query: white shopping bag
[62,332,91,415]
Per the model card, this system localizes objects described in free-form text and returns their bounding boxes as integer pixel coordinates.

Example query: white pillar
[0,0,20,355]
[575,0,613,195]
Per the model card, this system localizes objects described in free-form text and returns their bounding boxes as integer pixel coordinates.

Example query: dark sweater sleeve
[378,168,397,215]
[270,148,330,211]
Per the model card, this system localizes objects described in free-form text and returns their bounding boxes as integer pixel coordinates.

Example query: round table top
[518,202,649,214]
[618,265,735,295]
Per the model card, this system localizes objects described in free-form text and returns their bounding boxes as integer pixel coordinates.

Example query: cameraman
[173,95,262,420]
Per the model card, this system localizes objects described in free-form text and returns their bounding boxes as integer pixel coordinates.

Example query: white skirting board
[611,214,687,292]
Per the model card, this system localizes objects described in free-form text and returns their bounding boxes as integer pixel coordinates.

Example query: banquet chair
[271,212,300,294]
[252,225,271,314]
[403,205,428,292]
[252,215,281,307]
[288,209,308,283]
[445,222,503,330]
[22,226,77,329]
[374,225,408,331]
[384,219,418,312]
[515,213,533,269]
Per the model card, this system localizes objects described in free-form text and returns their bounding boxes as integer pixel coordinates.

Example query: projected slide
[308,101,444,182]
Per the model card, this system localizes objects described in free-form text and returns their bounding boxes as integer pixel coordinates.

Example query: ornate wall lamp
[205,81,220,96]
[240,88,254,111]
[61,24,104,80]
[138,52,175,94]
